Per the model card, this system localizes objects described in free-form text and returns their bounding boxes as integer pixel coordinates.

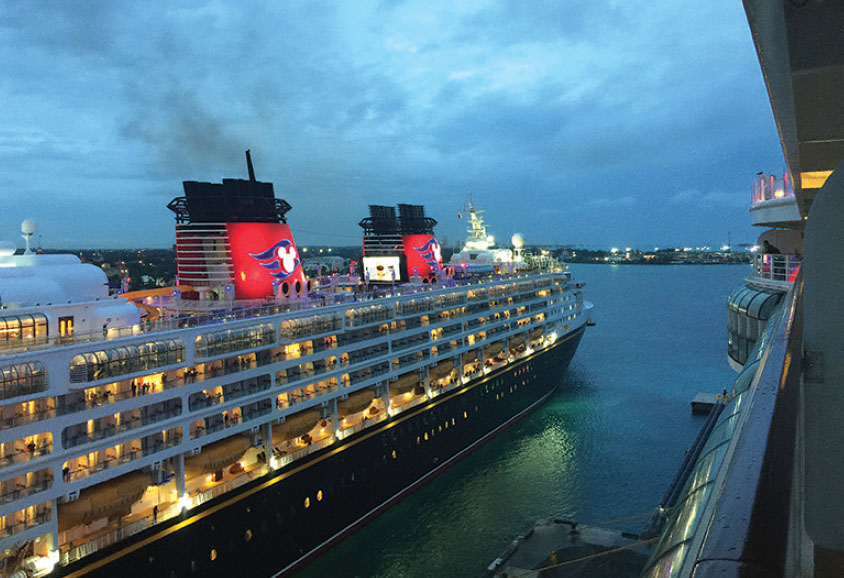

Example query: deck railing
[752,253,801,283]
[0,271,564,355]
[338,411,387,438]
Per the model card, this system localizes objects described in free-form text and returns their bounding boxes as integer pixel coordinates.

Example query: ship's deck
[0,269,567,357]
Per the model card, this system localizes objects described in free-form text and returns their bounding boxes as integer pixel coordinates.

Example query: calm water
[290,264,746,578]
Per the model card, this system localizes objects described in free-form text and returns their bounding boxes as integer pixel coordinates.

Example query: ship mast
[463,195,493,250]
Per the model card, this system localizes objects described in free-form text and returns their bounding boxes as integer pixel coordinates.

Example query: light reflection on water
[289,265,747,578]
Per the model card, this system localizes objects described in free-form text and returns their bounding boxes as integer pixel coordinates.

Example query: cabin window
[69,339,185,383]
[0,361,47,400]
[59,316,74,337]
[0,314,48,342]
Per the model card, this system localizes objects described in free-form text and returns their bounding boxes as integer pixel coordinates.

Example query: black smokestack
[246,149,256,182]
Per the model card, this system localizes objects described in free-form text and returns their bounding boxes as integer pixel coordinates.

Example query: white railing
[391,395,427,415]
[1,271,565,356]
[752,253,801,283]
[277,435,335,468]
[338,412,388,438]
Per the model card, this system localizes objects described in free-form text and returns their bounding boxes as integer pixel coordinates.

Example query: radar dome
[21,219,39,235]
[511,233,525,248]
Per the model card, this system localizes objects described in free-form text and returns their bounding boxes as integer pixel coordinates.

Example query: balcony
[750,253,801,288]
[749,173,801,225]
[62,406,181,449]
[751,173,793,203]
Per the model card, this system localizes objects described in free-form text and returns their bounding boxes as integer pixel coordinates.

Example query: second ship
[0,152,590,578]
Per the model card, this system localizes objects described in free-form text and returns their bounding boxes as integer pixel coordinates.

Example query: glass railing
[0,446,51,469]
[751,173,794,204]
[67,436,183,483]
[0,480,51,504]
[0,271,566,357]
[63,408,182,448]
[752,253,801,283]
[0,512,50,539]
[1,408,56,430]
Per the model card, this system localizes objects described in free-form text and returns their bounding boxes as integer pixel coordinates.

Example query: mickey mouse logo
[413,237,442,268]
[249,239,301,280]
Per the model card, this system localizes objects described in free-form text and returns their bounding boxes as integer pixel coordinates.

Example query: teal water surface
[290,264,746,578]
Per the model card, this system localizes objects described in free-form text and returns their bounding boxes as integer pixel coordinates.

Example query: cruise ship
[642,2,844,576]
[0,152,589,578]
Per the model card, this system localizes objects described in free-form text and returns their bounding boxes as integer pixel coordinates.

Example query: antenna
[21,219,38,255]
[245,149,256,182]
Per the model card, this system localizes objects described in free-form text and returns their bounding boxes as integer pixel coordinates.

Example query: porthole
[416,436,421,445]
[424,432,429,441]
[391,449,397,459]
[304,497,310,509]
[244,529,253,542]
[317,490,323,501]
[210,549,218,561]
[463,411,467,419]
[451,418,455,425]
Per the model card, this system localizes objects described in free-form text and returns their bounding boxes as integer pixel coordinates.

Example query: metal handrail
[0,271,565,356]
[752,253,801,283]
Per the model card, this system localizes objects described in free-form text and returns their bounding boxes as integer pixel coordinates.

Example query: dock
[691,392,720,415]
[487,518,649,578]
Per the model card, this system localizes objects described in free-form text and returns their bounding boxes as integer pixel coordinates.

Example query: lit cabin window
[58,316,73,337]
[0,361,47,400]
[304,497,310,509]
[69,339,185,383]
[195,324,276,357]
[317,490,323,502]
[0,314,48,342]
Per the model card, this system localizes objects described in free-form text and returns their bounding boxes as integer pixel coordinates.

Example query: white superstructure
[449,197,527,275]
[0,229,586,576]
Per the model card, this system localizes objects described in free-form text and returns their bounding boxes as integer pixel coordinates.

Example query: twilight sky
[0,1,783,250]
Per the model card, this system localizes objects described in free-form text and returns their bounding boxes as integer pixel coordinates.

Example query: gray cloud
[0,0,781,249]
